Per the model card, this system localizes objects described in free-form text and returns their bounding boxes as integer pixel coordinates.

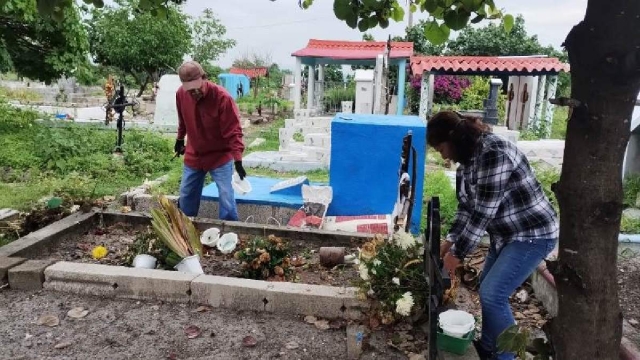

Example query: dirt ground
[618,251,640,345]
[35,223,360,287]
[0,289,413,360]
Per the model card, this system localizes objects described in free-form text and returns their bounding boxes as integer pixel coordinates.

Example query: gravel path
[0,289,353,360]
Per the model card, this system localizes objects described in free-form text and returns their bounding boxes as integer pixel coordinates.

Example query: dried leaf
[304,315,317,324]
[314,320,330,330]
[184,325,201,339]
[67,307,89,319]
[120,206,132,213]
[242,335,257,347]
[37,314,59,327]
[54,341,72,349]
[329,319,347,329]
[285,341,299,350]
[194,306,210,313]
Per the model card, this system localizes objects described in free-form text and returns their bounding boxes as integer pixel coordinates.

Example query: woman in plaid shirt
[427,111,558,360]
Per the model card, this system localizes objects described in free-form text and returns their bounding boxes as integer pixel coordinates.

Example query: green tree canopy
[191,8,236,64]
[0,0,89,82]
[87,0,192,95]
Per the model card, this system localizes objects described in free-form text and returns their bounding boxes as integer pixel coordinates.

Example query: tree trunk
[550,0,640,358]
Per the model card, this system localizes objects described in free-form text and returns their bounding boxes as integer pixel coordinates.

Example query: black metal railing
[424,196,451,360]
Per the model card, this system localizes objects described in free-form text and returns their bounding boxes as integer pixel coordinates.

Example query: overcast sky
[176,0,587,70]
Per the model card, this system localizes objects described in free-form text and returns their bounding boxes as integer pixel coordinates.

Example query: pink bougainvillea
[433,75,471,104]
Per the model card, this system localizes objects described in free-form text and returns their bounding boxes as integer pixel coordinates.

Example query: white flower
[371,268,377,275]
[392,277,400,285]
[367,289,375,296]
[395,292,414,316]
[393,230,416,250]
[359,263,370,281]
[373,259,381,267]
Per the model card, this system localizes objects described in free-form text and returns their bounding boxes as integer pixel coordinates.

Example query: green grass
[0,100,174,210]
[423,169,457,234]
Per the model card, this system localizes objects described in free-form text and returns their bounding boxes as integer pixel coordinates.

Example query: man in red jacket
[174,60,246,220]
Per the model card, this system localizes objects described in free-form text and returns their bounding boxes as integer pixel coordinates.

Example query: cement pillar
[317,64,325,110]
[418,71,434,122]
[531,75,547,130]
[293,57,302,110]
[396,59,407,116]
[543,75,558,138]
[307,64,315,111]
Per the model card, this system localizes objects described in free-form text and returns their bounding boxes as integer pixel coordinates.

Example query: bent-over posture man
[174,60,246,220]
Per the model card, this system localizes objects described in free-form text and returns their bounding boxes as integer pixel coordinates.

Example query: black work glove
[174,139,185,156]
[234,161,247,180]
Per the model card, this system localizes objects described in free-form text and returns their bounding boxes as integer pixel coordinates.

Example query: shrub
[234,235,292,281]
[423,169,458,234]
[433,75,470,104]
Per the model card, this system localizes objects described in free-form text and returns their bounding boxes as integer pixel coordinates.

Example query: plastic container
[132,254,157,269]
[174,255,204,274]
[200,227,220,247]
[232,172,252,195]
[437,328,475,355]
[217,232,239,254]
[438,310,476,338]
[322,214,393,235]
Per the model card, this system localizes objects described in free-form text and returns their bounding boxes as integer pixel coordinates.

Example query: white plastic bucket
[438,310,475,338]
[217,232,239,254]
[232,172,252,195]
[132,254,157,269]
[200,227,220,247]
[174,255,204,274]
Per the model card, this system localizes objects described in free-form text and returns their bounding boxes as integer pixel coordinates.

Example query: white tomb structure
[153,74,182,127]
[623,94,640,179]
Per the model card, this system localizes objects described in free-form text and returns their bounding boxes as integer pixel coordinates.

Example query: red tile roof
[292,39,413,60]
[229,67,269,79]
[410,56,570,75]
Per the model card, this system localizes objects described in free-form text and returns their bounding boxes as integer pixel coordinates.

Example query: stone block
[530,268,558,317]
[191,274,270,312]
[346,324,366,359]
[0,208,19,222]
[44,262,198,303]
[0,256,27,285]
[8,259,57,290]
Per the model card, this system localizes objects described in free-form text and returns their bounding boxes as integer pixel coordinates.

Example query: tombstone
[505,76,539,130]
[153,75,183,126]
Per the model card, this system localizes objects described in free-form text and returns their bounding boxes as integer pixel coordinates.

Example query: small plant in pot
[150,195,204,274]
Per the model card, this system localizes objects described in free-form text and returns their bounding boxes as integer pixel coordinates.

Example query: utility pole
[407,1,413,28]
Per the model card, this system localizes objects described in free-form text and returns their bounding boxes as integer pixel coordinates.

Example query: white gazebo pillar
[317,64,325,110]
[293,57,302,110]
[418,71,434,122]
[531,75,547,131]
[543,75,559,138]
[307,64,315,111]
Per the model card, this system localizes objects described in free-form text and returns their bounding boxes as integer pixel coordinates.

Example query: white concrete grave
[153,74,182,127]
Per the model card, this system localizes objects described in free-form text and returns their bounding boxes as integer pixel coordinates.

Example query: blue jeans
[178,161,239,221]
[478,238,556,360]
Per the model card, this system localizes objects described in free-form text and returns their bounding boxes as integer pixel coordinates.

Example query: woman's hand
[443,252,462,277]
[440,241,453,258]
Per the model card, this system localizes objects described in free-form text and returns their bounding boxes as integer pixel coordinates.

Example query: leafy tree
[87,1,191,96]
[405,20,446,56]
[191,9,236,64]
[0,0,89,83]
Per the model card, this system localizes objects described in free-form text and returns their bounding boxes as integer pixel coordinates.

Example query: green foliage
[497,325,552,360]
[234,235,293,280]
[190,8,236,64]
[355,232,427,323]
[620,215,640,234]
[0,0,89,82]
[531,163,560,214]
[624,175,640,208]
[0,86,42,102]
[88,1,191,94]
[0,100,174,209]
[322,86,355,113]
[424,169,457,234]
[406,20,446,55]
[301,0,510,45]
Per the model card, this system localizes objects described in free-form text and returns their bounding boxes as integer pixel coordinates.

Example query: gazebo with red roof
[411,55,569,136]
[291,39,414,115]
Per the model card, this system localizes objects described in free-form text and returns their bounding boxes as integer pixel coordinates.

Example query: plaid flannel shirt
[447,133,558,259]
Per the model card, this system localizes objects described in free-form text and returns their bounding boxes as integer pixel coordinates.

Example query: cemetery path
[0,290,350,360]
[618,254,640,346]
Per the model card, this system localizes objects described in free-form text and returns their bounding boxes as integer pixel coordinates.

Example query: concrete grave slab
[8,259,57,290]
[44,262,198,303]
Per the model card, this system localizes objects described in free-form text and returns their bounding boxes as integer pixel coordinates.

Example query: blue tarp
[218,73,250,100]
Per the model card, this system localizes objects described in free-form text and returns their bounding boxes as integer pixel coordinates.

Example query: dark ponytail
[427,111,491,164]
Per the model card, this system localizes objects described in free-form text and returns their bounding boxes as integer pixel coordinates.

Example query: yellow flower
[91,246,108,260]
